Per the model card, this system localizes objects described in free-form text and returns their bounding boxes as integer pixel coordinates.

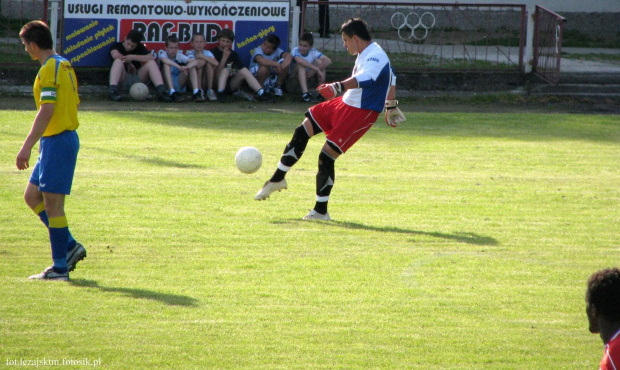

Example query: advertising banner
[62,0,289,67]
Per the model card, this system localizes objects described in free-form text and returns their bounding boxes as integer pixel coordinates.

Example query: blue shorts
[170,66,187,93]
[29,130,79,195]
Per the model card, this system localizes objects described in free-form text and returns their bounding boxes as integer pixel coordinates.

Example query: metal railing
[300,1,527,72]
[532,5,565,85]
[0,0,48,39]
[1,0,49,64]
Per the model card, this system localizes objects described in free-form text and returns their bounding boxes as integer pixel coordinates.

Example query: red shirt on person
[601,329,620,370]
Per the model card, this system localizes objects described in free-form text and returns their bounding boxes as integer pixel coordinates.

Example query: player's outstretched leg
[303,150,334,221]
[255,124,311,200]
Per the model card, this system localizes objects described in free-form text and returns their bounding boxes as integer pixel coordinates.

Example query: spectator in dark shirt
[108,30,171,102]
[209,29,269,102]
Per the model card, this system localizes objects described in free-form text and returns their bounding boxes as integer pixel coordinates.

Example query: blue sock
[38,209,49,226]
[53,258,68,271]
[36,204,77,251]
[49,216,69,274]
[67,233,77,251]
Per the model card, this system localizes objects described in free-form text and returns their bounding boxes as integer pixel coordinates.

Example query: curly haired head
[586,267,620,321]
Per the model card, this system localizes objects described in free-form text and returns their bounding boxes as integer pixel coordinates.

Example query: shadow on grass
[83,100,620,143]
[275,220,498,246]
[69,279,199,307]
[88,146,205,169]
[332,221,499,246]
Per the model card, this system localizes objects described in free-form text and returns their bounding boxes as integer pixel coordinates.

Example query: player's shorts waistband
[42,129,76,138]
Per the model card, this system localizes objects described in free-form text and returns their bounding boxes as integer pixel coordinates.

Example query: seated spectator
[108,30,171,102]
[290,32,332,102]
[186,33,219,102]
[209,29,270,102]
[249,34,293,97]
[158,35,202,102]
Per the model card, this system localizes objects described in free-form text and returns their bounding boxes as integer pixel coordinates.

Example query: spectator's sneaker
[233,89,254,101]
[158,92,173,103]
[272,86,283,97]
[171,92,186,102]
[29,266,69,281]
[302,209,331,221]
[255,94,274,103]
[254,90,273,102]
[67,242,86,272]
[194,90,205,102]
[254,179,287,200]
[302,92,318,102]
[109,90,124,102]
[206,89,217,102]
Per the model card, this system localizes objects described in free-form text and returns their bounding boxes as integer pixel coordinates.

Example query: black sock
[270,169,287,183]
[270,125,310,182]
[313,150,335,214]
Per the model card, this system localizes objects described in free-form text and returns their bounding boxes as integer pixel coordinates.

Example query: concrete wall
[561,12,620,41]
[535,0,619,13]
[1,0,46,19]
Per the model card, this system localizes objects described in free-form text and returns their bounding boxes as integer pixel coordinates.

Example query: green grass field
[1,100,618,368]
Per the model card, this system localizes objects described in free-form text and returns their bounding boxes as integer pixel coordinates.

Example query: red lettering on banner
[120,19,233,52]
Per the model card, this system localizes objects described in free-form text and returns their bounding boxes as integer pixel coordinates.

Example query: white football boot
[302,210,331,221]
[29,266,69,281]
[254,180,287,200]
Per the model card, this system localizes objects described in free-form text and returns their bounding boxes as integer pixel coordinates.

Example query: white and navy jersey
[186,49,215,59]
[343,42,395,113]
[249,46,286,70]
[157,49,190,66]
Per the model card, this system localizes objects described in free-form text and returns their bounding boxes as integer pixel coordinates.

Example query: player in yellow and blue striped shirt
[16,20,86,281]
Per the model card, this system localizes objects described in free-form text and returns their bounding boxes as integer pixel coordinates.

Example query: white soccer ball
[235,146,262,174]
[129,82,149,101]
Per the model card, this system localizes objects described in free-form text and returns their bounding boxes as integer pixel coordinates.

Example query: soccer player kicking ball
[16,21,86,281]
[255,18,406,220]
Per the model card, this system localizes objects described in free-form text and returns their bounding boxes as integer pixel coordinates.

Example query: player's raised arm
[317,77,358,100]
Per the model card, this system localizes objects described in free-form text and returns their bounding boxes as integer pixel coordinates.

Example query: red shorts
[307,97,379,153]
